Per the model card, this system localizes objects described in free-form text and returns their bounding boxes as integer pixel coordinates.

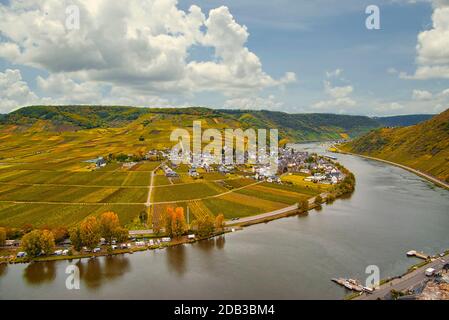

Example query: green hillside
[0,105,380,142]
[341,109,449,182]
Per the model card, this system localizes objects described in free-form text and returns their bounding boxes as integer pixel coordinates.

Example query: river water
[0,143,448,299]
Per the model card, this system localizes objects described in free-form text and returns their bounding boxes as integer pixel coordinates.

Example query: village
[136,146,347,186]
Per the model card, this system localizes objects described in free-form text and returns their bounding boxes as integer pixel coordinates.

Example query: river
[1,143,448,299]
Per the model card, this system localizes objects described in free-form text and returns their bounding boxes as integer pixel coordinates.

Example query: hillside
[0,105,380,142]
[374,114,434,127]
[341,109,449,183]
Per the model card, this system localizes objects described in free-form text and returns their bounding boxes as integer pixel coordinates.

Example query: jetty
[406,250,430,260]
[331,278,373,293]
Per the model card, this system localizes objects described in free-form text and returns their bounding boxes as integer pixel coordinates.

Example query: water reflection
[166,245,186,276]
[0,264,7,277]
[196,235,226,252]
[76,256,131,290]
[23,261,56,285]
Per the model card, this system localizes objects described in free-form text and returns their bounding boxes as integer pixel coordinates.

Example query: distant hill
[0,105,380,142]
[373,114,435,127]
[341,109,449,183]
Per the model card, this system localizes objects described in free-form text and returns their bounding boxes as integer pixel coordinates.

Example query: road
[225,193,327,226]
[356,253,449,300]
[146,162,164,207]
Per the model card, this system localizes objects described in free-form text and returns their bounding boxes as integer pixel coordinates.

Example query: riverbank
[1,228,237,265]
[335,149,449,191]
[350,250,449,300]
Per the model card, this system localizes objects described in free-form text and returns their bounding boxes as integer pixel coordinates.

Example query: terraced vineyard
[0,106,332,229]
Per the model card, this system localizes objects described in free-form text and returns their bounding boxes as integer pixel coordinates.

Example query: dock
[331,278,373,293]
[406,250,430,260]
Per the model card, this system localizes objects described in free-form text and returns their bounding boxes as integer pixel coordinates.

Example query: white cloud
[405,1,449,79]
[412,89,433,100]
[325,68,343,78]
[0,0,295,110]
[312,71,356,112]
[224,94,283,110]
[0,69,39,113]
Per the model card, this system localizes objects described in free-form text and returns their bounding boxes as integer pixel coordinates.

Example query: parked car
[93,247,101,253]
[16,252,27,258]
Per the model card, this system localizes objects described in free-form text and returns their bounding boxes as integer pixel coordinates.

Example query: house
[5,239,20,247]
[96,157,106,168]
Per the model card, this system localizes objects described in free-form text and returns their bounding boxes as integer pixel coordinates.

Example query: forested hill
[341,109,449,183]
[0,105,380,142]
[373,114,435,127]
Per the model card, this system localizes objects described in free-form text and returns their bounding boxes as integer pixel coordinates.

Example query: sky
[0,0,448,116]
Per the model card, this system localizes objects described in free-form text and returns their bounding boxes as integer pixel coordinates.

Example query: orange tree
[21,230,55,257]
[80,216,101,250]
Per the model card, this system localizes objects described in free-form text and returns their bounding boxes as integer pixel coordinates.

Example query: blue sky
[0,0,448,116]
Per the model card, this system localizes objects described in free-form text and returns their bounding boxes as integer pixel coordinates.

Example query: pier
[406,250,430,260]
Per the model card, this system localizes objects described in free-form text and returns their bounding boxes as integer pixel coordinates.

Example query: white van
[425,267,436,276]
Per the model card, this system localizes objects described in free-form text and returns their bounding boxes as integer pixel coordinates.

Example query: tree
[69,226,83,252]
[99,211,121,244]
[314,195,323,205]
[21,230,55,257]
[197,215,215,237]
[171,207,187,238]
[116,227,129,244]
[139,210,148,225]
[0,227,6,246]
[80,216,101,250]
[164,207,175,236]
[52,227,68,243]
[40,230,55,255]
[214,214,225,231]
[301,200,309,212]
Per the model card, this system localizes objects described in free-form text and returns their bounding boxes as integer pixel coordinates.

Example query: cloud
[412,89,433,100]
[312,71,356,112]
[405,1,449,79]
[0,69,39,113]
[224,94,283,110]
[0,0,295,107]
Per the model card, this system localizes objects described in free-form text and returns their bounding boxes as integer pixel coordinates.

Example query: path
[225,192,327,226]
[152,181,264,205]
[146,162,164,207]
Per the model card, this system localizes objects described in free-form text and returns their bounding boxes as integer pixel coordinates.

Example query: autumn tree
[115,227,129,244]
[197,215,215,237]
[214,214,225,231]
[99,211,121,244]
[69,226,83,252]
[171,207,187,238]
[164,207,175,237]
[80,216,101,250]
[314,195,323,205]
[301,200,309,212]
[0,227,6,246]
[21,230,55,257]
[52,227,68,244]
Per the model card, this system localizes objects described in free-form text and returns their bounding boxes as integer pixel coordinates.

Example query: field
[0,110,326,229]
